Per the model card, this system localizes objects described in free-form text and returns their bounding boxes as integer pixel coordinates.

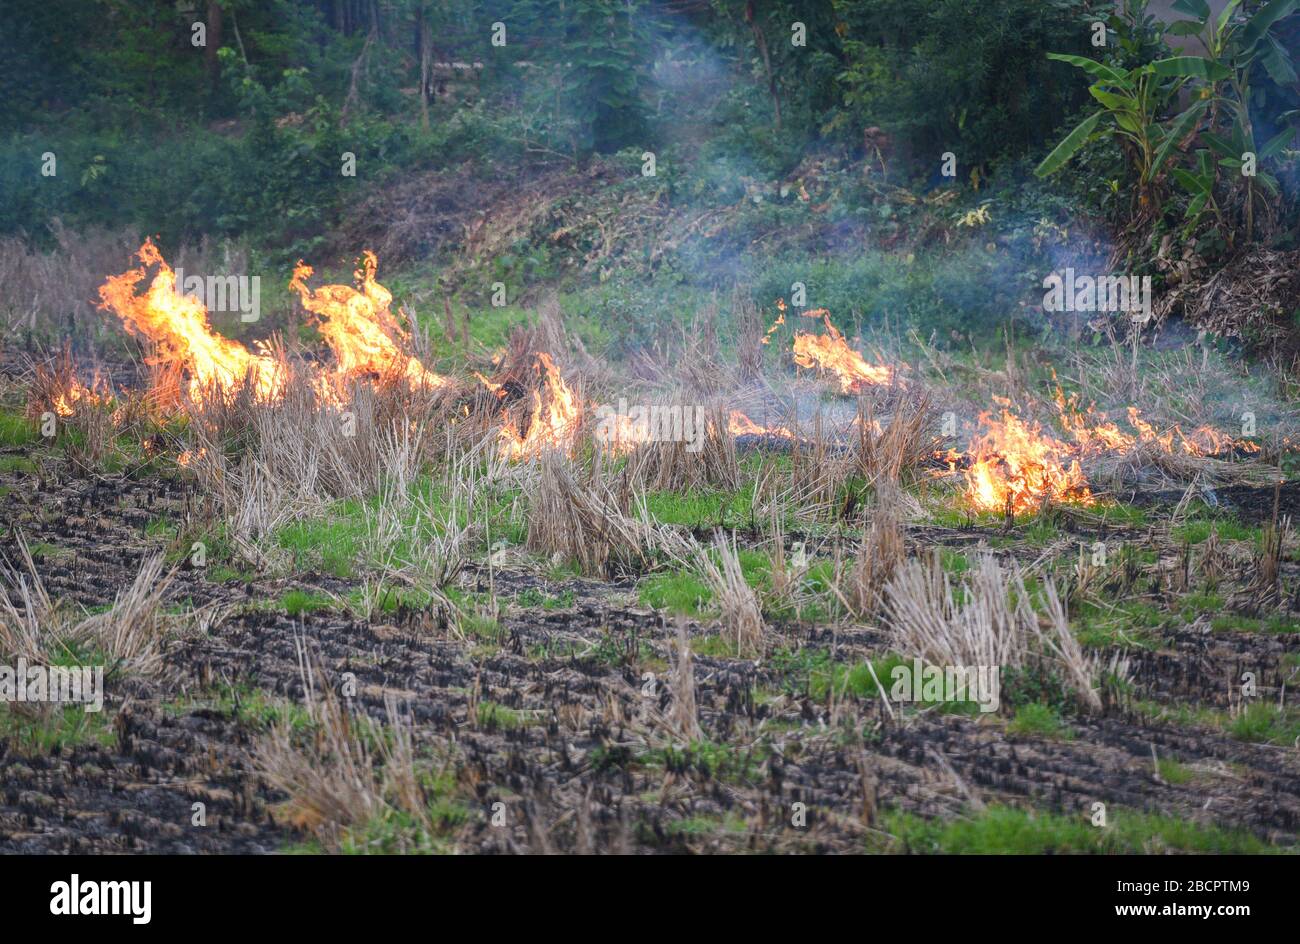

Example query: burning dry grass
[26,239,1294,600]
[884,551,1100,712]
[290,252,449,394]
[792,308,903,393]
[98,239,285,405]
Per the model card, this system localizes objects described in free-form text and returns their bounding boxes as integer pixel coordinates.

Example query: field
[2,0,1299,863]
[1,242,1298,856]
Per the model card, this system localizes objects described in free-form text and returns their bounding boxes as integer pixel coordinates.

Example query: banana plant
[1161,0,1298,241]
[1034,50,1227,218]
[1169,148,1224,237]
[1038,0,1298,244]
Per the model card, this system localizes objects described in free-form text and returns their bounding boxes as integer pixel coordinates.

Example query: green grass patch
[0,703,115,755]
[281,589,334,616]
[665,812,748,836]
[1073,597,1164,649]
[1173,518,1258,546]
[877,805,1273,854]
[643,487,751,528]
[1229,702,1300,746]
[514,587,574,610]
[0,454,37,473]
[276,502,367,577]
[1156,757,1195,785]
[1210,613,1300,634]
[476,701,531,731]
[1006,702,1073,740]
[0,409,39,448]
[640,570,711,616]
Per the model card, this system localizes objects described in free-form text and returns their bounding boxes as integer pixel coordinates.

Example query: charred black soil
[2,441,1297,854]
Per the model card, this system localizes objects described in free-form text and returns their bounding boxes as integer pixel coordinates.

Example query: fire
[98,241,450,409]
[1053,387,1136,454]
[792,310,899,393]
[956,388,1257,514]
[52,375,112,417]
[760,300,786,345]
[98,239,284,404]
[494,352,582,460]
[963,405,1092,514]
[728,410,794,439]
[290,253,448,393]
[1054,385,1258,458]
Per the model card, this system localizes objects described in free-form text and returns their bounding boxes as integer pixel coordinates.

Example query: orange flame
[97,239,283,403]
[963,406,1093,514]
[792,310,899,392]
[1054,385,1257,458]
[495,353,581,459]
[52,374,113,418]
[728,410,795,439]
[290,252,448,394]
[760,300,786,345]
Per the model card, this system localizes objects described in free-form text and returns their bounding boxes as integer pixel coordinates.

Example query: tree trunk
[744,1,781,131]
[418,5,431,128]
[205,1,224,88]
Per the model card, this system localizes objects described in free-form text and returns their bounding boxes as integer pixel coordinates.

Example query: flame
[760,300,786,345]
[1054,385,1257,458]
[494,353,581,459]
[98,241,451,410]
[954,389,1261,514]
[963,406,1093,514]
[792,310,899,392]
[52,374,113,418]
[98,239,283,404]
[728,410,794,439]
[290,253,448,394]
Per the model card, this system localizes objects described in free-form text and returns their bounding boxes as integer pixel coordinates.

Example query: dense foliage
[0,0,1295,340]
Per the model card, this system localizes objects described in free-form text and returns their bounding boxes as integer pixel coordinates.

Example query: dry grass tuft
[256,641,461,853]
[256,645,384,839]
[833,505,905,620]
[182,362,457,564]
[0,534,58,664]
[885,551,1100,712]
[525,450,649,575]
[849,391,938,486]
[669,617,701,742]
[694,531,765,658]
[627,403,739,493]
[1,535,192,679]
[78,552,176,677]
